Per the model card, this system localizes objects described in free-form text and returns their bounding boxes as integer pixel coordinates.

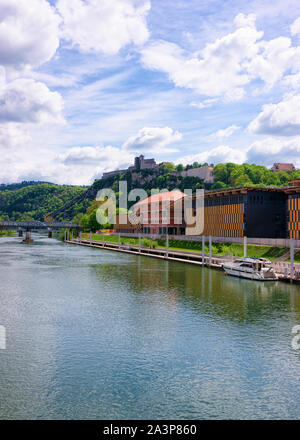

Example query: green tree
[212,181,227,189]
[234,174,253,187]
[176,164,184,172]
[160,162,176,173]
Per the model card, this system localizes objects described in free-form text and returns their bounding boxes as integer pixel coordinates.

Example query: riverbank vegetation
[0,230,14,237]
[81,233,289,261]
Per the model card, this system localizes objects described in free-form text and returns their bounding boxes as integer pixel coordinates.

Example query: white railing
[111,232,300,248]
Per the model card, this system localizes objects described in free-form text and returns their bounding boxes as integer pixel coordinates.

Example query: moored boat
[222,257,278,281]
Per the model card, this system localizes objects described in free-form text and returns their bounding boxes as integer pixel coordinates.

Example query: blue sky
[1,0,300,184]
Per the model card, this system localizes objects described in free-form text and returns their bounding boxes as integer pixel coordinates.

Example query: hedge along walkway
[82,233,290,262]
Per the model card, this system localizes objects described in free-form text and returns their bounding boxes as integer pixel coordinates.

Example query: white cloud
[0,124,31,149]
[0,66,5,88]
[282,71,300,90]
[248,93,300,136]
[190,98,218,109]
[60,145,133,167]
[141,13,300,98]
[0,78,64,125]
[291,16,300,36]
[224,88,245,102]
[177,137,300,171]
[234,13,256,29]
[177,145,247,166]
[208,125,240,140]
[56,0,150,54]
[123,126,182,153]
[245,36,300,89]
[141,14,263,98]
[55,145,134,184]
[0,0,60,73]
[0,141,134,185]
[247,137,300,168]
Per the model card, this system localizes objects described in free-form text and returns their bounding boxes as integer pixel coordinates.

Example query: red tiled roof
[134,190,186,207]
[273,163,295,171]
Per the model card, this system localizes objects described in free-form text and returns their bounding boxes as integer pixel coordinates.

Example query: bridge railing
[0,221,80,230]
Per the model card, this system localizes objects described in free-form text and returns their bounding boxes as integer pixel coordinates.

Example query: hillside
[51,162,300,222]
[1,162,299,222]
[51,168,212,221]
[0,181,54,191]
[0,183,88,221]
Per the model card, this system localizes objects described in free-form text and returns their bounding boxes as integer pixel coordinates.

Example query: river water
[0,234,300,420]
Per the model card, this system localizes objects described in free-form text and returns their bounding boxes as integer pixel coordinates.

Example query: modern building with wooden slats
[115,180,300,239]
[197,187,287,238]
[286,179,300,240]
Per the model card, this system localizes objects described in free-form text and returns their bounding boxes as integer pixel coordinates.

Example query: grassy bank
[295,251,300,263]
[82,233,289,261]
[287,250,300,263]
[0,230,14,237]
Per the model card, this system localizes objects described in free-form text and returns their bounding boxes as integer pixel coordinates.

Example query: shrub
[141,238,151,248]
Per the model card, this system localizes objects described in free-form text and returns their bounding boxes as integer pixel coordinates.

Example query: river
[0,234,300,420]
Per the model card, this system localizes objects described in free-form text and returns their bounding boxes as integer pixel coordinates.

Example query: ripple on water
[0,234,300,419]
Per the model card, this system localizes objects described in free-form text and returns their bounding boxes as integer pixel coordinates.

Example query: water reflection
[0,235,300,420]
[94,255,300,326]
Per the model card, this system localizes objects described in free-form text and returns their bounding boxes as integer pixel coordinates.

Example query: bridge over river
[0,221,80,242]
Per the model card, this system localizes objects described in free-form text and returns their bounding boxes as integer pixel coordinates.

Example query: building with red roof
[133,190,186,235]
[271,163,295,172]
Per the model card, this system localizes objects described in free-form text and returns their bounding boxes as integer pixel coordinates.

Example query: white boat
[222,257,278,281]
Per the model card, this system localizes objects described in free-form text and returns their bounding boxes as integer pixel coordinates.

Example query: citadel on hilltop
[102,155,163,179]
[102,155,215,184]
[102,155,157,179]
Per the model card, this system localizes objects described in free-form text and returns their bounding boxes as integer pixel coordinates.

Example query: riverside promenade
[65,233,300,284]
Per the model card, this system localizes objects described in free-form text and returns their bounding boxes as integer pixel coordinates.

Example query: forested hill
[1,163,299,222]
[0,183,88,221]
[51,162,300,222]
[212,163,300,188]
[0,181,54,191]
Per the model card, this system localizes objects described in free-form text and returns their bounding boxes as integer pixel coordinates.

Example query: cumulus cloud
[177,137,300,170]
[247,137,300,168]
[245,36,300,89]
[141,13,300,98]
[140,14,262,98]
[0,0,60,73]
[52,144,136,184]
[0,124,31,149]
[0,142,134,185]
[123,126,182,153]
[234,13,256,29]
[282,72,300,90]
[56,0,150,54]
[208,125,240,140]
[0,78,64,125]
[248,93,300,136]
[177,145,247,166]
[60,145,133,167]
[291,17,300,36]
